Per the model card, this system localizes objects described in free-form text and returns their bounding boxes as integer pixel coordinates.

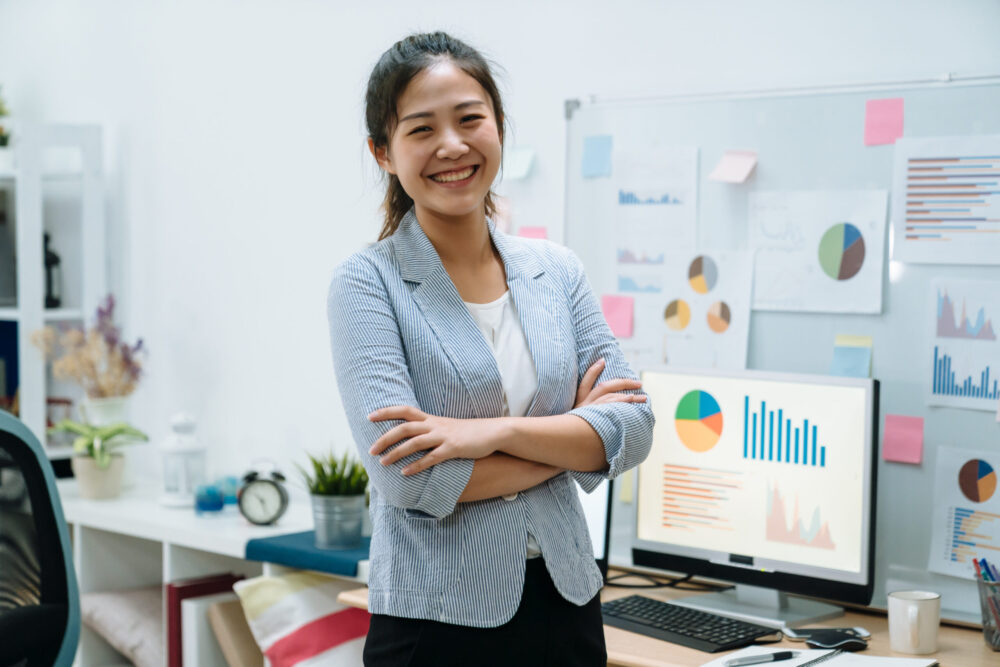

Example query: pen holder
[977,579,1000,651]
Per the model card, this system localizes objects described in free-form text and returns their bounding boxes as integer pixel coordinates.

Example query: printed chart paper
[891,135,1000,265]
[621,251,752,372]
[750,190,888,313]
[928,279,1000,412]
[928,447,1000,580]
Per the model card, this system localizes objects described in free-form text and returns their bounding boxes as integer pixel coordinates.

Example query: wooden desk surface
[337,573,996,667]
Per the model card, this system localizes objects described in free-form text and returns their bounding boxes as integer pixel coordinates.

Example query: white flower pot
[72,455,125,500]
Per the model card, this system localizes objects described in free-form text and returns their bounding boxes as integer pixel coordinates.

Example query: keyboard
[601,595,776,653]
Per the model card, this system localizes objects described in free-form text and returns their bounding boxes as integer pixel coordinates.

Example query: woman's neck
[414,204,494,269]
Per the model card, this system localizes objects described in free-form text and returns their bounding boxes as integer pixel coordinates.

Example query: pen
[724,651,798,667]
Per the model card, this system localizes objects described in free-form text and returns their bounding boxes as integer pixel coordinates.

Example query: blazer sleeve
[560,248,655,493]
[327,256,474,518]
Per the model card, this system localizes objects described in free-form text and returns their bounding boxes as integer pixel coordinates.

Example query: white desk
[57,478,368,666]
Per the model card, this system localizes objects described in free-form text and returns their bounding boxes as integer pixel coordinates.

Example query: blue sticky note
[830,345,872,378]
[582,135,613,178]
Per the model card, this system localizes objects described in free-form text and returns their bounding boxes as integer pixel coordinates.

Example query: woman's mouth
[429,165,479,184]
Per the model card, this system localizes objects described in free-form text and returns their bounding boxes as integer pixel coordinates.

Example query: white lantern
[159,413,207,507]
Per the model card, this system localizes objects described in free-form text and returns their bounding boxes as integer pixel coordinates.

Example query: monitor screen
[632,368,879,609]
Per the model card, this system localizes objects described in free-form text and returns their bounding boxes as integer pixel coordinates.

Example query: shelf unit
[0,124,106,459]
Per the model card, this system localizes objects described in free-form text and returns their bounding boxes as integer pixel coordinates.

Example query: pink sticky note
[864,97,904,146]
[883,414,923,464]
[601,295,634,338]
[517,226,547,239]
[709,150,758,183]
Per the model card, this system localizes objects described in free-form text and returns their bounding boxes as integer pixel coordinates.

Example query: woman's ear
[368,137,395,175]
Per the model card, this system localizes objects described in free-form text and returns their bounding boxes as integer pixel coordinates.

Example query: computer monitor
[578,479,614,579]
[632,368,879,628]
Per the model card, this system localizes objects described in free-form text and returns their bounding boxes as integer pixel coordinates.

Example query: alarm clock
[238,464,289,526]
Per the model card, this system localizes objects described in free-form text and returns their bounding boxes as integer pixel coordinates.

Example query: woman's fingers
[379,433,440,465]
[402,445,455,476]
[593,393,647,405]
[575,358,606,404]
[586,378,641,400]
[368,420,431,456]
[368,405,427,423]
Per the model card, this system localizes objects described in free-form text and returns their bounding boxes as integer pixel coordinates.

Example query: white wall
[2,0,998,491]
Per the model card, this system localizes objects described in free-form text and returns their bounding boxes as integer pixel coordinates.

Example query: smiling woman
[328,31,654,666]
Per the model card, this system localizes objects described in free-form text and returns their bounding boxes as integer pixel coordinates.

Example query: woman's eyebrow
[399,100,486,123]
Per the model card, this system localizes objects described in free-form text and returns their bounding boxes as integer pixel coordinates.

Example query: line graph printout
[928,280,1000,411]
[749,190,888,313]
[892,135,1000,265]
[637,372,868,573]
[928,447,1000,580]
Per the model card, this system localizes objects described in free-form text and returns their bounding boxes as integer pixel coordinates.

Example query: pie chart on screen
[675,390,723,452]
[664,299,691,330]
[959,459,997,503]
[688,255,718,294]
[818,222,865,281]
[707,301,731,333]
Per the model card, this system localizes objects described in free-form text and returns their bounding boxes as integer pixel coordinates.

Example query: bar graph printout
[928,279,1000,412]
[928,447,1000,580]
[637,372,868,574]
[892,135,1000,265]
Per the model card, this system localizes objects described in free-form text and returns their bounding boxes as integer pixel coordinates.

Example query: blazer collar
[393,208,543,285]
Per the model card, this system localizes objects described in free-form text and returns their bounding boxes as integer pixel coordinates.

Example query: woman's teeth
[431,166,476,183]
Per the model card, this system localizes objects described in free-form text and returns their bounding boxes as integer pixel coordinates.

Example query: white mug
[888,590,941,654]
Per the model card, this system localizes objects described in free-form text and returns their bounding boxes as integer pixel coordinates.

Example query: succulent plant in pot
[49,419,148,499]
[297,451,369,550]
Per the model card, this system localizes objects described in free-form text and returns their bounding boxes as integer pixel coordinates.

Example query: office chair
[0,411,79,667]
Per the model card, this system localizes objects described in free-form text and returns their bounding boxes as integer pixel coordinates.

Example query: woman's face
[375,60,502,224]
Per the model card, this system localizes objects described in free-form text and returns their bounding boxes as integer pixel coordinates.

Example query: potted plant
[297,451,369,550]
[32,293,146,426]
[50,419,149,499]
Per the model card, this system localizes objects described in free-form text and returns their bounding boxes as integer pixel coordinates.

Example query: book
[182,592,237,667]
[700,647,938,667]
[165,572,244,667]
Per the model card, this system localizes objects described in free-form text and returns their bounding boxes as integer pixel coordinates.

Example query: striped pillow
[233,572,369,667]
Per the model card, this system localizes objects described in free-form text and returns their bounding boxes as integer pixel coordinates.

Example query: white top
[464,291,542,558]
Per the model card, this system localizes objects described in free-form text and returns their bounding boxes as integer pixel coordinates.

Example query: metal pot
[311,494,366,549]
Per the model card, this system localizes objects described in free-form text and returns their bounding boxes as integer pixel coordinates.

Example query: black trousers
[363,558,607,666]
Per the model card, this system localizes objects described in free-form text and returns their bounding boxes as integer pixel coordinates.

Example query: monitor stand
[670,584,843,629]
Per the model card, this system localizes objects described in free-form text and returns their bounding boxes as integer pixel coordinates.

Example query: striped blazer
[327,209,654,628]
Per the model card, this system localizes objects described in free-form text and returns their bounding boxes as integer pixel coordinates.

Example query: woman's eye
[461,115,485,123]
[408,126,431,135]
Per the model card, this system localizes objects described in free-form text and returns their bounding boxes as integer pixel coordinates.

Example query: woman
[328,31,655,666]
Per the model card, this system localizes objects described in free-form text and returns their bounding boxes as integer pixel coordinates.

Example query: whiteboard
[564,78,1000,623]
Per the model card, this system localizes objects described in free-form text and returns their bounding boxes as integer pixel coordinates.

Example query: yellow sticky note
[618,471,634,504]
[834,334,873,348]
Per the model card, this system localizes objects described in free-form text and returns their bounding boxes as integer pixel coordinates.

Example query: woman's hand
[368,406,502,476]
[574,358,647,409]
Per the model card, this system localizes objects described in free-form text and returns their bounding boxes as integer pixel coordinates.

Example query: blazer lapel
[490,227,567,418]
[393,211,506,418]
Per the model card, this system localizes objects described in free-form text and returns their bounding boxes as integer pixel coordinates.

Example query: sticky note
[834,334,873,349]
[618,470,634,504]
[708,150,758,183]
[883,414,924,464]
[830,345,872,378]
[864,97,904,146]
[517,226,547,240]
[582,135,613,178]
[504,146,535,180]
[601,294,634,338]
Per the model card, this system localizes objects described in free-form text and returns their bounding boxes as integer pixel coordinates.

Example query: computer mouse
[805,634,869,652]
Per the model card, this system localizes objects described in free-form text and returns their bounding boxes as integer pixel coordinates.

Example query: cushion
[80,585,164,667]
[207,598,264,667]
[233,571,370,667]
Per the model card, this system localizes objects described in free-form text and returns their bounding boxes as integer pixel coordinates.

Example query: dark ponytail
[365,31,506,241]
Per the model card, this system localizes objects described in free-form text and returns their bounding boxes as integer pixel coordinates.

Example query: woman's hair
[365,31,506,240]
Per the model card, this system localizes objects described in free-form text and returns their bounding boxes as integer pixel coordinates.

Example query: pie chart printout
[959,459,997,503]
[818,222,865,281]
[707,301,731,333]
[688,255,718,294]
[664,299,691,331]
[675,390,724,453]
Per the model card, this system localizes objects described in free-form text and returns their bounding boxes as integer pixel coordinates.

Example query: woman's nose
[436,128,470,160]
